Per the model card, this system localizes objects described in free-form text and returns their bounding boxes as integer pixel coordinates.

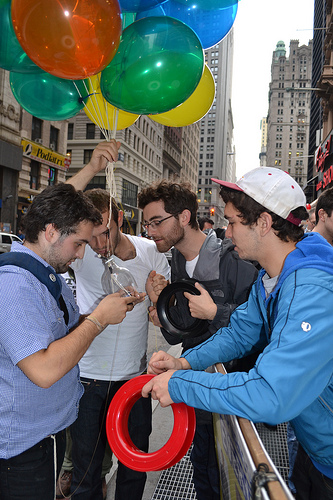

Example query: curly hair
[22,183,102,243]
[138,180,199,229]
[220,186,308,243]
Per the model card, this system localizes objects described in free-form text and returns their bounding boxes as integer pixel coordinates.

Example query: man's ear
[258,212,273,236]
[44,223,59,243]
[317,208,327,222]
[118,210,124,228]
[179,209,191,227]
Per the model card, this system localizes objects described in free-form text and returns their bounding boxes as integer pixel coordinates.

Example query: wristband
[85,315,105,333]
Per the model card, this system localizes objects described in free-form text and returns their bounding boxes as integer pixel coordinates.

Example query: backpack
[0,252,69,324]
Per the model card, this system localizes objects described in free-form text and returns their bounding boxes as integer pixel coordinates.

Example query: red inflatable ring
[106,374,196,472]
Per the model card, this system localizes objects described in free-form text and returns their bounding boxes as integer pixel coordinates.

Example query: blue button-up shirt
[0,243,83,459]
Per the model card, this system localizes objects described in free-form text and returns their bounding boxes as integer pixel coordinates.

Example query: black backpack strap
[0,252,69,325]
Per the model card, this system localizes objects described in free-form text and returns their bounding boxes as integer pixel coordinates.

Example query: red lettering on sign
[316,135,332,172]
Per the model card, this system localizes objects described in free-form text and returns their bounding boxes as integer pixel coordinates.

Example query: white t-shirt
[71,236,170,381]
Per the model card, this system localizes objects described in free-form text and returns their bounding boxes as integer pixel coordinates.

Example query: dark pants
[190,411,220,500]
[292,445,333,500]
[71,378,152,500]
[0,430,66,500]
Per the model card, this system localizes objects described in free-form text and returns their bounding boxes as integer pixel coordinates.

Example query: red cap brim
[211,178,244,192]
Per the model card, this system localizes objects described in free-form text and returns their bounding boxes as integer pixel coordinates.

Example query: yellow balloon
[83,74,139,131]
[150,65,215,127]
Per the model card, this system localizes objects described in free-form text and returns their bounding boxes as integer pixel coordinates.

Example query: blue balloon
[136,4,166,19]
[119,0,167,13]
[175,0,237,8]
[136,0,238,49]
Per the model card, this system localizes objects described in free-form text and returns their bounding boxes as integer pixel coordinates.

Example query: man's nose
[94,235,105,248]
[76,244,86,259]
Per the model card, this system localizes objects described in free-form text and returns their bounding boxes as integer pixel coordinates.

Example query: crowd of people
[0,139,333,500]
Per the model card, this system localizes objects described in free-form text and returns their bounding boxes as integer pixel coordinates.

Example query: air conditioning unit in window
[49,143,56,150]
[35,138,43,144]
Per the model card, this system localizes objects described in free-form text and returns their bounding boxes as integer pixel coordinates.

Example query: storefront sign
[21,139,71,171]
[315,130,333,191]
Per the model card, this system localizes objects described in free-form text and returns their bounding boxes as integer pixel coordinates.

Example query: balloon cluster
[1,0,238,130]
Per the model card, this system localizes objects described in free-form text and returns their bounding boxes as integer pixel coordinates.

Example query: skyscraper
[197,30,235,228]
[266,39,313,188]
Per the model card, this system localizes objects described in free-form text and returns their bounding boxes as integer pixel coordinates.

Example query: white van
[0,232,23,253]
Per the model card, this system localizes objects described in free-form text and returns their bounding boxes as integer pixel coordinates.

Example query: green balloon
[0,0,42,73]
[10,71,87,121]
[100,16,204,115]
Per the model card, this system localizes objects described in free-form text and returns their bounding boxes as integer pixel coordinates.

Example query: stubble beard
[154,226,185,253]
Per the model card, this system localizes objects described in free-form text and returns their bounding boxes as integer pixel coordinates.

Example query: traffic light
[210,207,215,217]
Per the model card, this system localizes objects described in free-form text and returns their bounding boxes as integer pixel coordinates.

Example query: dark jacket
[161,230,258,352]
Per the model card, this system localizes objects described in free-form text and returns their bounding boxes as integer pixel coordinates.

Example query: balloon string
[112,108,119,140]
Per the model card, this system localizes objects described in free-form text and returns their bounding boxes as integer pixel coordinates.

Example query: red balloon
[11,0,122,79]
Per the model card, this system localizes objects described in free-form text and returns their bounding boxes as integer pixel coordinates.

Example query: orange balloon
[11,0,122,80]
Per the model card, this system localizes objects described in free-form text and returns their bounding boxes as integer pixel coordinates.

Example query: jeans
[0,431,66,500]
[292,445,333,500]
[190,411,220,500]
[70,378,152,500]
[287,422,299,494]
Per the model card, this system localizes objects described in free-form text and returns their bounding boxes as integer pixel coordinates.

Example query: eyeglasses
[142,215,174,230]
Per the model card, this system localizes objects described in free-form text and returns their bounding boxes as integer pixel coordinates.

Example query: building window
[30,160,40,190]
[68,123,73,140]
[50,126,59,150]
[48,167,57,186]
[122,179,138,207]
[32,117,42,141]
[84,149,93,164]
[86,123,95,139]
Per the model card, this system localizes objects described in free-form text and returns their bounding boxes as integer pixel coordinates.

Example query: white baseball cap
[212,167,306,226]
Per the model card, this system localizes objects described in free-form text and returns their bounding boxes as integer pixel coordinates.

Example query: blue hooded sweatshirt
[169,232,333,470]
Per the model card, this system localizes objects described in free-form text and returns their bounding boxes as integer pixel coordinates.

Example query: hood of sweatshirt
[258,232,333,303]
[171,229,235,282]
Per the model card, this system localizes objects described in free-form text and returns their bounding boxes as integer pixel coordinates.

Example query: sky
[231,0,315,178]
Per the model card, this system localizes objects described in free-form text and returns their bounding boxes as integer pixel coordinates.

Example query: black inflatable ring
[156,279,208,339]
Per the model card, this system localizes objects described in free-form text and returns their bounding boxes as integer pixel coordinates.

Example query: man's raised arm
[66,140,121,191]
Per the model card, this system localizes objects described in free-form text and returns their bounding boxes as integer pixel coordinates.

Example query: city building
[259,117,268,166]
[0,69,68,233]
[180,124,200,191]
[266,39,313,188]
[305,0,325,202]
[0,69,22,233]
[310,0,333,199]
[197,30,235,229]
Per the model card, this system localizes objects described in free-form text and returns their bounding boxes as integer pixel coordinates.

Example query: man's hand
[88,140,121,174]
[147,350,191,375]
[184,282,217,320]
[148,306,162,327]
[66,140,121,191]
[142,370,176,407]
[146,270,168,304]
[93,293,138,326]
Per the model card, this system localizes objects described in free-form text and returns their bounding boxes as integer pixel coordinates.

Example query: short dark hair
[138,180,199,229]
[315,187,333,223]
[198,217,214,230]
[84,188,119,223]
[220,186,308,243]
[22,183,102,243]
